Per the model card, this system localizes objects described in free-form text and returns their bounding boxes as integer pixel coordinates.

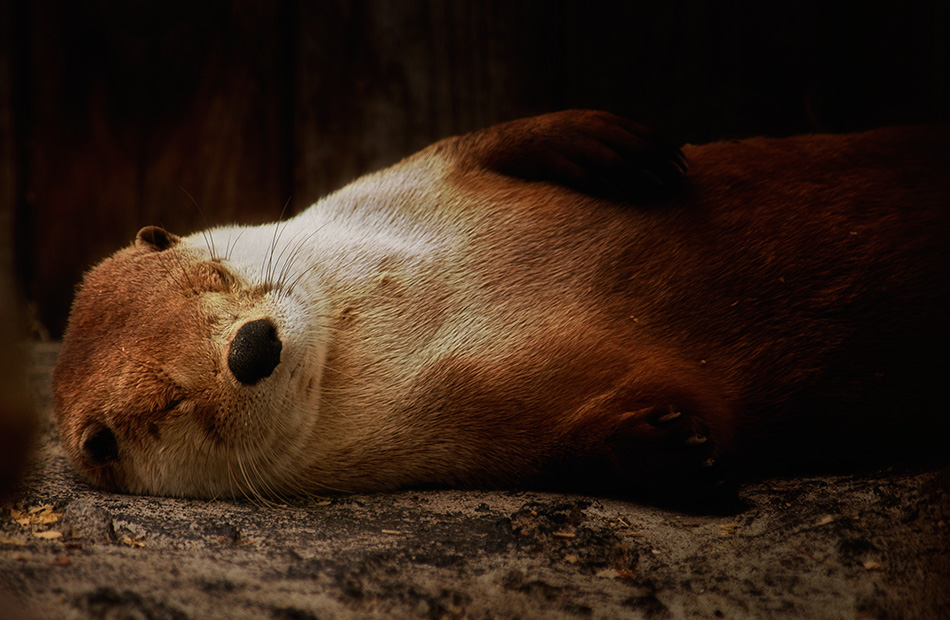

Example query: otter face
[53,226,325,499]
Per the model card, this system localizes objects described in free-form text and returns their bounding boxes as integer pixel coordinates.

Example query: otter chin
[53,110,949,504]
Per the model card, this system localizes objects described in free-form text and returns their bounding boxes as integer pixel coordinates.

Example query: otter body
[54,111,949,502]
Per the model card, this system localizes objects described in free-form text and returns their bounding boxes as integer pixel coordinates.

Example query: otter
[53,110,949,505]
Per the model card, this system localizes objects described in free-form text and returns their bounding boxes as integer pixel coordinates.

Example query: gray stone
[1,344,947,620]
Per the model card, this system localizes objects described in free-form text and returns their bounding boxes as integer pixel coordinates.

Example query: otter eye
[203,263,235,292]
[81,423,119,465]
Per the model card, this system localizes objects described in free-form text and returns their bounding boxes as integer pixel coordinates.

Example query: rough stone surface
[2,343,948,619]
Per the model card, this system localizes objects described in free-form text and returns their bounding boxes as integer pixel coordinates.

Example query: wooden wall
[4,0,948,337]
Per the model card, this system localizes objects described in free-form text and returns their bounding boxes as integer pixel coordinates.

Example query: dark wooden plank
[19,0,291,336]
[0,0,39,498]
[0,0,16,291]
[14,0,949,336]
[292,0,566,204]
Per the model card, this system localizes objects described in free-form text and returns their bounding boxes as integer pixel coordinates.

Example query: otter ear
[135,226,181,252]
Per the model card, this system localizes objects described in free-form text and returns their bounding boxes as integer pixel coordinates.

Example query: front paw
[605,404,737,507]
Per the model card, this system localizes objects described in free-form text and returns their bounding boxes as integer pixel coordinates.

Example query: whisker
[283,262,323,298]
[153,250,189,293]
[274,231,322,298]
[274,229,316,283]
[180,186,217,260]
[262,197,294,285]
[233,450,267,507]
[161,249,198,293]
[225,229,248,263]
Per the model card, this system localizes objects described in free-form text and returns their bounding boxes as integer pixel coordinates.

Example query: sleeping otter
[53,110,949,504]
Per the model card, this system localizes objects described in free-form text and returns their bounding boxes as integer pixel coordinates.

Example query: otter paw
[609,404,736,506]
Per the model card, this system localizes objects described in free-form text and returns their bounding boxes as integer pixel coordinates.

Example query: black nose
[228,319,282,385]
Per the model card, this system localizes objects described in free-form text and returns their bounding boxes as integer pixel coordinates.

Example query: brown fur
[53,111,949,503]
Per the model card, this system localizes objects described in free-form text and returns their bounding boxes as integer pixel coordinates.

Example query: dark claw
[655,407,682,425]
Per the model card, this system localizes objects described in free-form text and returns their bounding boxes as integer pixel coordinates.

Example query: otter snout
[228,319,282,385]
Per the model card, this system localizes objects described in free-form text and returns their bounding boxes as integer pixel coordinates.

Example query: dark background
[1,0,947,337]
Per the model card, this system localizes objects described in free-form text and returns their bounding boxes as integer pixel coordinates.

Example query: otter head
[53,226,322,499]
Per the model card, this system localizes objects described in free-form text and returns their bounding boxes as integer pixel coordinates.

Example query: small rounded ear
[135,226,180,252]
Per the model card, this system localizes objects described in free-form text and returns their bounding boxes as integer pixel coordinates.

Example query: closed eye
[154,397,185,417]
[199,262,236,292]
[141,397,187,439]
